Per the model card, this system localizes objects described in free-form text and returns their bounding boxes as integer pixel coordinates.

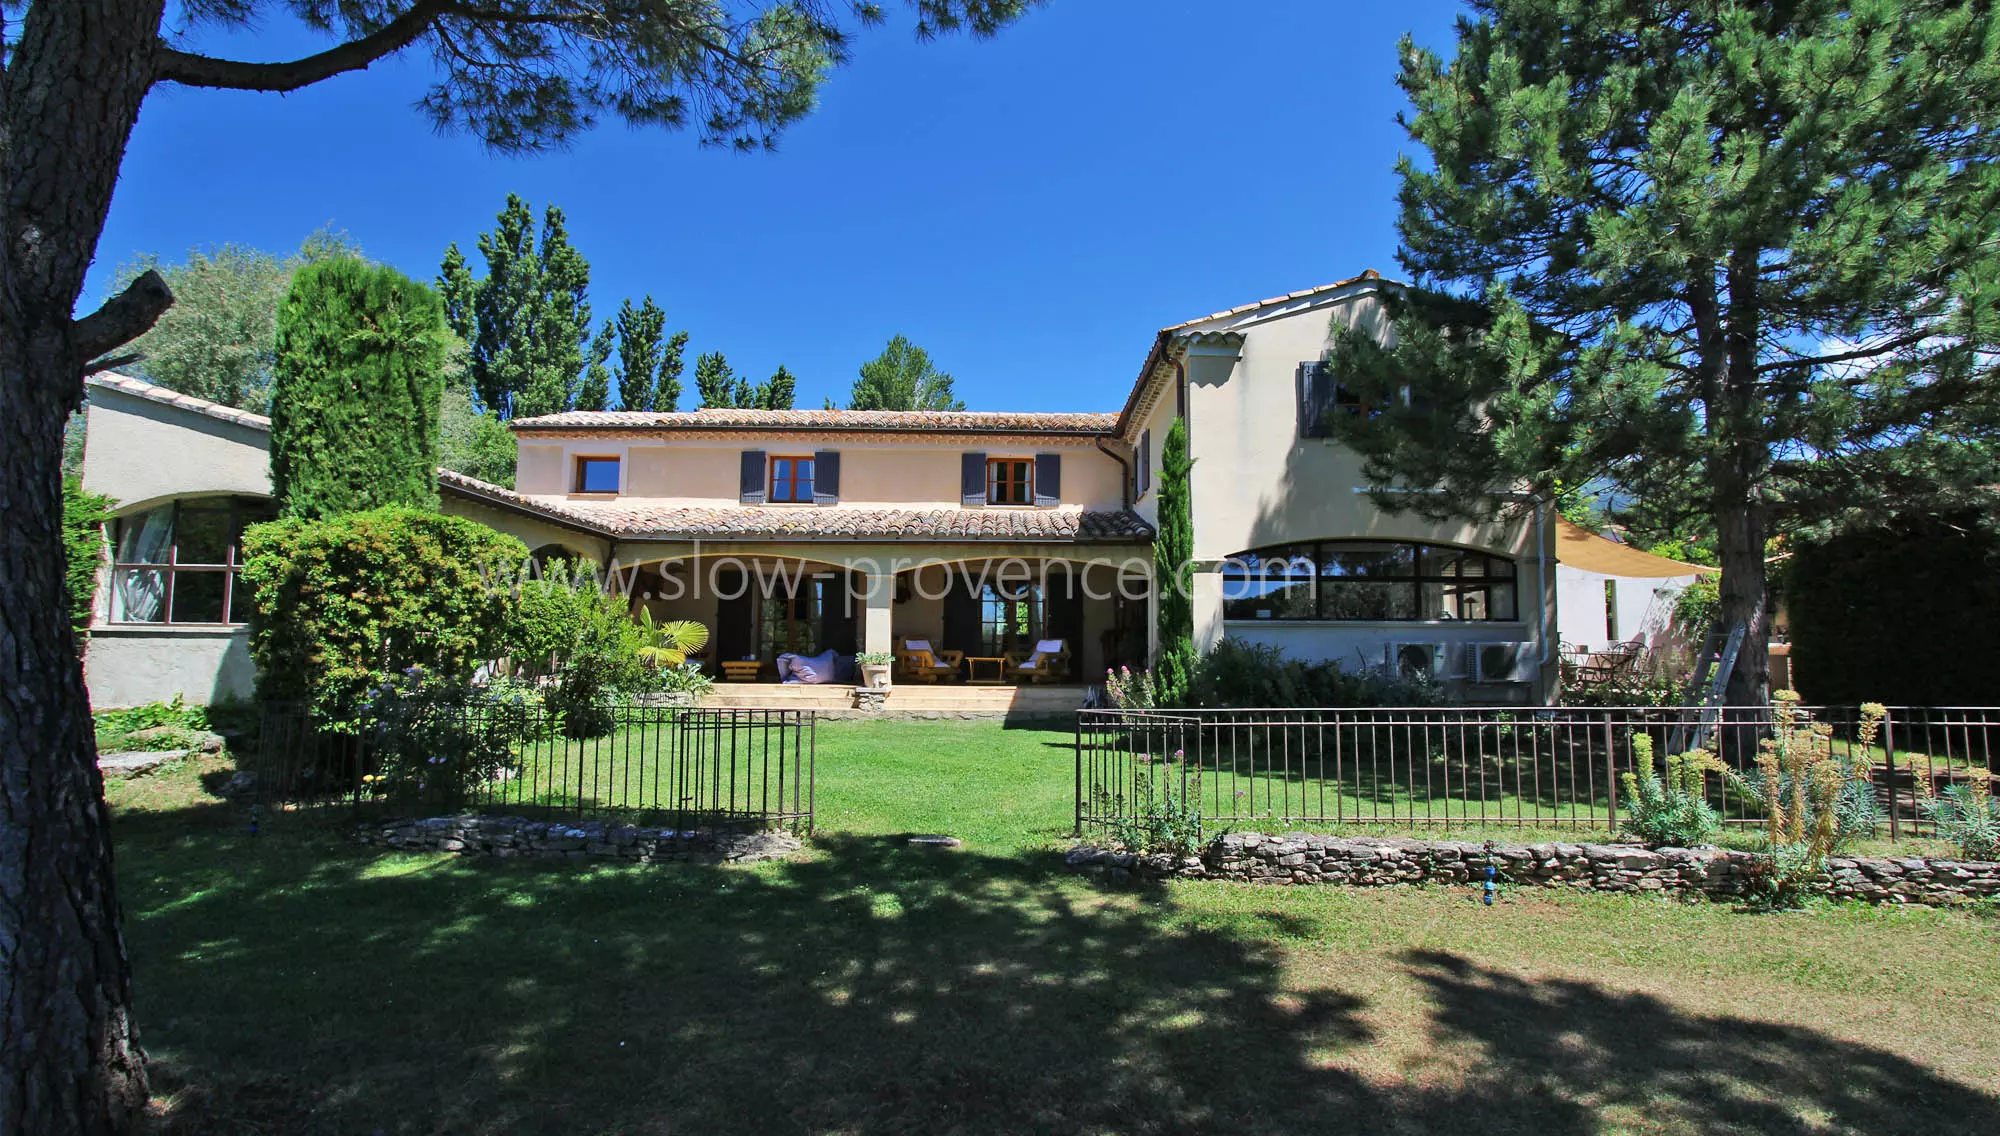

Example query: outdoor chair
[896,638,962,684]
[1005,639,1070,684]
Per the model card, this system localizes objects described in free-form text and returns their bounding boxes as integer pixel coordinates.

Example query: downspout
[1096,435,1133,509]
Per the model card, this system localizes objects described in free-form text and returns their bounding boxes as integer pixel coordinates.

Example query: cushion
[786,649,838,684]
[904,639,935,654]
[774,653,794,681]
[1034,639,1065,655]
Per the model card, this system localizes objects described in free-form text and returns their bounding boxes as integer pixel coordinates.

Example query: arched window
[1221,541,1517,623]
[110,495,278,625]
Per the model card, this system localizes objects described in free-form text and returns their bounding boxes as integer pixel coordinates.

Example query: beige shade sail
[1554,516,1719,579]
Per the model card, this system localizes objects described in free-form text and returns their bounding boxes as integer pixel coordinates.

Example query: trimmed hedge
[240,507,526,720]
[1786,513,2000,707]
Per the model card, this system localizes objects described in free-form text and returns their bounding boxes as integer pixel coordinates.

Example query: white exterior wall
[1556,564,1699,652]
[1172,285,1557,701]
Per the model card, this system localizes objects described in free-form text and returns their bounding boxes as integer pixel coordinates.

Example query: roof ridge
[85,372,272,431]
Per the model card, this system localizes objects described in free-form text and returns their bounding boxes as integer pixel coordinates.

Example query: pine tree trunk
[1714,490,1771,707]
[1,4,168,1132]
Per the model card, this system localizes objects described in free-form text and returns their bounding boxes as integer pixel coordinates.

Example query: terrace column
[862,570,895,658]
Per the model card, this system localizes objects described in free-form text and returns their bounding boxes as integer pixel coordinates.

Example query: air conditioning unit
[1471,642,1525,684]
[1393,642,1450,681]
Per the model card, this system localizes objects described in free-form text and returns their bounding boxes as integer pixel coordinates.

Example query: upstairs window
[574,456,620,494]
[1298,362,1378,437]
[987,458,1032,505]
[769,456,816,503]
[110,496,277,625]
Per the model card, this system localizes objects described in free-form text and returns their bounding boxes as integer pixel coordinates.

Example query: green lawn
[110,721,2000,1135]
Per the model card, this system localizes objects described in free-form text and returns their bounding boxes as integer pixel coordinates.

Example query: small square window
[574,457,620,494]
[987,459,1032,505]
[769,456,816,503]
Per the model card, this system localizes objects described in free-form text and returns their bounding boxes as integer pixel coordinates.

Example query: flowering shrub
[1723,694,1881,905]
[1620,734,1725,847]
[1103,750,1205,857]
[1104,665,1157,710]
[1914,774,2000,860]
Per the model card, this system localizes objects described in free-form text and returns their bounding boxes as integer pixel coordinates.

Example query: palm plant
[634,609,709,670]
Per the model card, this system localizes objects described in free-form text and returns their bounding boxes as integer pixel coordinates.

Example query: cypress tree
[269,257,448,519]
[1153,417,1197,706]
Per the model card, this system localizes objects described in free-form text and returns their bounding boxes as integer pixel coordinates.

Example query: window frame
[1222,540,1519,624]
[986,457,1033,506]
[767,454,817,504]
[572,455,622,495]
[108,496,276,627]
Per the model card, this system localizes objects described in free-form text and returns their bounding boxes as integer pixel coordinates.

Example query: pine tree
[1153,417,1197,707]
[269,257,448,519]
[845,335,966,410]
[759,365,797,410]
[1335,0,2000,705]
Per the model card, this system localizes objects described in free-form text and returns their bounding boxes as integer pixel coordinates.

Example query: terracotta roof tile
[436,469,1153,542]
[85,372,271,431]
[511,407,1119,435]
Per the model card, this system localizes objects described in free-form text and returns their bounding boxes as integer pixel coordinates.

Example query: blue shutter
[1033,452,1061,506]
[739,450,766,504]
[961,452,987,506]
[1298,362,1334,438]
[813,450,840,505]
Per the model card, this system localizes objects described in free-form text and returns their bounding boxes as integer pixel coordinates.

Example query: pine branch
[71,270,174,366]
[156,1,452,92]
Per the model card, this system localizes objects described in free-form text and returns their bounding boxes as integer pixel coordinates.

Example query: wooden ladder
[1667,621,1747,754]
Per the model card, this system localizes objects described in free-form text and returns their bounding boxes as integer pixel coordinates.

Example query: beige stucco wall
[83,627,257,709]
[515,436,1126,511]
[82,387,272,511]
[1170,284,1556,699]
[439,495,613,564]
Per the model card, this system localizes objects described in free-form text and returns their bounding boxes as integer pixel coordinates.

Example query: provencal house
[79,271,1563,710]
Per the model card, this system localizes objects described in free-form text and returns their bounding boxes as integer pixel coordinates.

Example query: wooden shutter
[961,451,987,506]
[715,569,754,662]
[1138,430,1152,496]
[942,570,982,656]
[739,450,767,504]
[1033,452,1061,506]
[1298,362,1334,438]
[813,450,840,505]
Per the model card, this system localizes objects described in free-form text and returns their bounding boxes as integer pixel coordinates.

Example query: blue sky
[91,1,1467,413]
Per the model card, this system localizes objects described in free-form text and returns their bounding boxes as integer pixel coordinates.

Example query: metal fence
[252,702,815,833]
[1075,705,1999,841]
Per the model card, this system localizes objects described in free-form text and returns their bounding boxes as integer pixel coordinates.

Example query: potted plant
[857,651,895,690]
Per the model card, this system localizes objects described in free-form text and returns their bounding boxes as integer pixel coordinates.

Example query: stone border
[358,815,801,864]
[1066,832,2000,907]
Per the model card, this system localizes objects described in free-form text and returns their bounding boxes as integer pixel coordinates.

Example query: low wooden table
[964,656,1007,685]
[720,660,763,683]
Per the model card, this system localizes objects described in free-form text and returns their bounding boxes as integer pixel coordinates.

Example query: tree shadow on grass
[124,824,1997,1135]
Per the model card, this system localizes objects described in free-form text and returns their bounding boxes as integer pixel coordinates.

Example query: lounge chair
[896,638,962,684]
[1005,639,1070,684]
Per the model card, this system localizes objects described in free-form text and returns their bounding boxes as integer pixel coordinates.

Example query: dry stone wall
[359,815,802,864]
[1066,832,2000,907]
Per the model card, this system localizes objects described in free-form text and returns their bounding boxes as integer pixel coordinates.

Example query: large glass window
[1222,541,1517,623]
[980,581,1041,654]
[769,456,815,503]
[110,497,277,625]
